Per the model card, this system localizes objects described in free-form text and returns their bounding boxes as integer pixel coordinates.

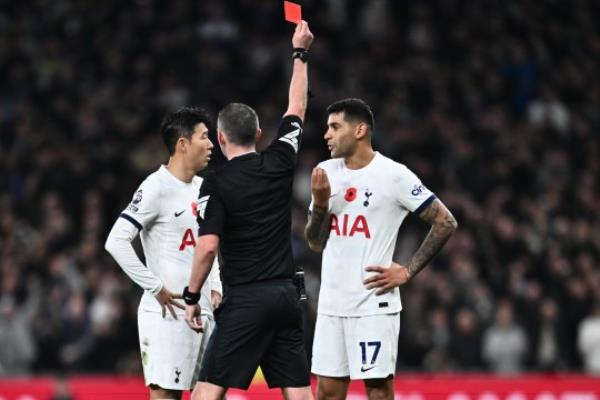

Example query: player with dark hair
[183,21,314,400]
[305,98,458,400]
[105,107,222,400]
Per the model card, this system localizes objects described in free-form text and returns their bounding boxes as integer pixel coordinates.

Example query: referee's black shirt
[197,115,303,286]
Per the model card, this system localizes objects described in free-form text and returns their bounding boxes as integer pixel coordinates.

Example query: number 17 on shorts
[311,313,400,379]
[359,341,381,372]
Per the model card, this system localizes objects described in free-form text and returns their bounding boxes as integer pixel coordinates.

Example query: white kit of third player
[312,152,435,317]
[310,152,435,379]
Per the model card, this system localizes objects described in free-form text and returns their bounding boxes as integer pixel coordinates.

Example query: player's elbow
[304,226,324,253]
[447,214,458,232]
[104,235,117,256]
[436,210,458,235]
[306,240,323,253]
[198,245,218,259]
[104,235,127,262]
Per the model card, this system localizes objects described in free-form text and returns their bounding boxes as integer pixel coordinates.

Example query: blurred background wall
[0,0,599,377]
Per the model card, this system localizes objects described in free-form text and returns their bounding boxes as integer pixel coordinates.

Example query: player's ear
[255,128,262,142]
[355,122,368,140]
[176,136,187,153]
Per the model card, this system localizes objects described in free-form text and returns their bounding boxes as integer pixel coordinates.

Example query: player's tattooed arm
[363,199,456,293]
[407,199,458,279]
[305,167,331,253]
[305,205,331,253]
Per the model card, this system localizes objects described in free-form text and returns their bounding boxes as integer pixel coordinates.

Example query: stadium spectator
[0,277,39,375]
[483,300,528,373]
[449,308,483,370]
[532,298,566,371]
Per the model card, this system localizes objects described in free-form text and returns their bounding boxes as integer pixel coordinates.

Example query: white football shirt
[113,165,220,316]
[310,152,435,317]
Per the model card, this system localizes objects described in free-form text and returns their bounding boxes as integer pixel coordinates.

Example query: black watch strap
[292,48,308,63]
[183,286,200,305]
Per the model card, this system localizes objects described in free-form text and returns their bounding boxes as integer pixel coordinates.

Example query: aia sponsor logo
[330,213,371,238]
[179,229,197,250]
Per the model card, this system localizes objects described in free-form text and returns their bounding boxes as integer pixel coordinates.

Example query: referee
[183,21,314,400]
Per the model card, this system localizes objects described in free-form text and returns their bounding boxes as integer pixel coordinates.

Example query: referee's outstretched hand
[292,20,314,50]
[185,304,204,333]
[155,286,185,319]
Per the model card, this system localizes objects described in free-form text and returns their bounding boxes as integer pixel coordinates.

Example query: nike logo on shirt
[174,210,185,217]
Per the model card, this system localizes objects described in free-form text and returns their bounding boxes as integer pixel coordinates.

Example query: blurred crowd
[1,0,599,376]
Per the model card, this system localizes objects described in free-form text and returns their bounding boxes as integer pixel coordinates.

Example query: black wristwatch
[292,48,308,63]
[183,286,200,305]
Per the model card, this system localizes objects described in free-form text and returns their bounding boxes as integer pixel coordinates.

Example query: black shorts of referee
[198,278,310,389]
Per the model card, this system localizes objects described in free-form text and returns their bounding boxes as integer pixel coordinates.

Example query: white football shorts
[138,310,214,390]
[311,313,400,380]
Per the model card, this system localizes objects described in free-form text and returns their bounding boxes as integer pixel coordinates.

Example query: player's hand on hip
[155,287,185,319]
[363,262,412,295]
[311,167,331,207]
[292,20,314,50]
[185,304,204,333]
[211,290,222,310]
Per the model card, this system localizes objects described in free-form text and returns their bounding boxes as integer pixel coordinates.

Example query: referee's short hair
[160,106,212,155]
[326,98,374,131]
[218,103,259,146]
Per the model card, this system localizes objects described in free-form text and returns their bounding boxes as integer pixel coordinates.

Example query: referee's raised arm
[284,20,313,122]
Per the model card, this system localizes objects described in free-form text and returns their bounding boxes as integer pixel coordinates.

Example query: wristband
[183,286,200,305]
[292,48,308,63]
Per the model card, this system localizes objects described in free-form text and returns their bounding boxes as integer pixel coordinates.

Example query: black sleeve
[265,115,304,166]
[197,175,226,237]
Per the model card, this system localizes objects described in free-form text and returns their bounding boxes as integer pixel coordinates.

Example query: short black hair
[160,107,212,155]
[217,103,259,146]
[326,98,374,131]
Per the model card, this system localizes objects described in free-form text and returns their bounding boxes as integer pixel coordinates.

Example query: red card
[284,1,302,24]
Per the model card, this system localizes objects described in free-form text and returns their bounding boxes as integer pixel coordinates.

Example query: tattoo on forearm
[407,200,457,278]
[305,206,331,251]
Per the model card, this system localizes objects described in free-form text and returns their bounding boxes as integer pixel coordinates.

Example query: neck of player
[166,157,196,183]
[344,146,375,170]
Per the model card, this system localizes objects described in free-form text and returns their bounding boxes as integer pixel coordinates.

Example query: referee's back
[186,22,314,394]
[197,114,303,286]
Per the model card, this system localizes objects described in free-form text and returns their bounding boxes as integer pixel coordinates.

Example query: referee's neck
[225,146,257,161]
